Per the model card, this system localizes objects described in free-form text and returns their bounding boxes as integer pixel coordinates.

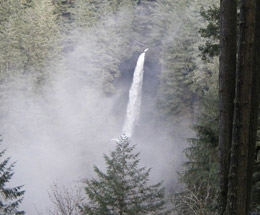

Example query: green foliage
[174,89,218,215]
[158,40,198,116]
[52,0,75,32]
[0,140,25,215]
[198,5,220,61]
[65,0,140,95]
[151,0,206,116]
[170,2,220,214]
[0,0,25,76]
[0,0,61,85]
[70,0,100,29]
[81,135,169,215]
[19,0,61,84]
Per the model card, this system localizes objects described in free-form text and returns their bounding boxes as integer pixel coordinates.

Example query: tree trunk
[226,0,256,214]
[218,0,237,214]
[248,0,260,211]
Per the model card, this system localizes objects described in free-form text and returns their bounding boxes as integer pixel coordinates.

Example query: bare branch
[48,183,85,215]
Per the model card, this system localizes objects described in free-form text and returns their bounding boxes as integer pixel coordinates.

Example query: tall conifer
[81,135,169,215]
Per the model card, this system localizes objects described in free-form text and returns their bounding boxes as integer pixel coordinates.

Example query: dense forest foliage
[0,0,259,214]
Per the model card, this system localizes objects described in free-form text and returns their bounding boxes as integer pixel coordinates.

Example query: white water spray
[123,49,148,137]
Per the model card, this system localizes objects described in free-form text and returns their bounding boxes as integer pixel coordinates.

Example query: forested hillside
[0,0,259,214]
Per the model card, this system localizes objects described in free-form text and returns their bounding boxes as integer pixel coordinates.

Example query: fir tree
[0,140,25,215]
[81,135,169,215]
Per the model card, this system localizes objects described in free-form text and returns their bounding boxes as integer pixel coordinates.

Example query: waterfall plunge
[123,49,148,137]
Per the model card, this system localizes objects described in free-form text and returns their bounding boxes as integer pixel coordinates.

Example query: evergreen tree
[158,39,198,116]
[0,0,61,86]
[171,2,220,210]
[151,0,217,117]
[0,0,25,76]
[81,135,169,215]
[67,0,138,95]
[19,0,61,84]
[0,140,25,215]
[198,5,220,61]
[52,0,75,33]
[174,88,219,215]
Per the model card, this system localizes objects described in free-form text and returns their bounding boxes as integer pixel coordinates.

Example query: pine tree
[0,140,25,215]
[81,135,169,215]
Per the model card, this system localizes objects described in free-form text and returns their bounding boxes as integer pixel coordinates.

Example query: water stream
[122,49,148,137]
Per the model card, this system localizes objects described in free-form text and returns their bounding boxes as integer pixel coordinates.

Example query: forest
[0,0,259,214]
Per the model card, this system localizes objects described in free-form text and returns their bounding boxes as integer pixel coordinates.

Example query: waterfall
[122,49,148,137]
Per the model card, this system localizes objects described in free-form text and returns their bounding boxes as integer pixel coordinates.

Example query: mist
[0,3,196,215]
[1,68,121,213]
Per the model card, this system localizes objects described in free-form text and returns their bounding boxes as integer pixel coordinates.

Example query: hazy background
[0,47,191,215]
[0,3,195,214]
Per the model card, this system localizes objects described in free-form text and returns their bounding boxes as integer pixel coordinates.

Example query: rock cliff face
[113,49,161,129]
